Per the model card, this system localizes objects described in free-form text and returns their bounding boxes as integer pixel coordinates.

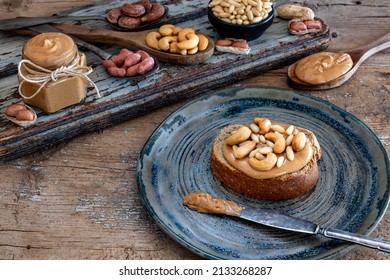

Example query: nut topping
[224,118,310,170]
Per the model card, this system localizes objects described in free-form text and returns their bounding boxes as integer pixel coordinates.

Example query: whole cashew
[265,132,286,154]
[172,26,183,35]
[158,36,177,51]
[225,126,252,145]
[188,46,198,55]
[257,118,271,134]
[178,28,196,42]
[197,33,209,51]
[249,152,278,171]
[169,42,187,55]
[145,31,162,50]
[177,33,200,50]
[159,24,176,36]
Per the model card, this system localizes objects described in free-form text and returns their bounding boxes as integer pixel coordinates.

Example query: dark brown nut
[141,3,165,23]
[134,0,152,13]
[106,8,122,24]
[137,57,155,75]
[117,16,142,29]
[121,3,146,17]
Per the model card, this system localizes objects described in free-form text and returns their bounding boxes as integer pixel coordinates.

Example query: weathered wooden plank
[0,0,331,161]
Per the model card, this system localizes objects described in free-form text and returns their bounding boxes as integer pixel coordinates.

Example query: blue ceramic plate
[137,86,390,259]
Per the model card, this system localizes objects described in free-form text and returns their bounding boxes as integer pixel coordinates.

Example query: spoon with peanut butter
[287,31,390,90]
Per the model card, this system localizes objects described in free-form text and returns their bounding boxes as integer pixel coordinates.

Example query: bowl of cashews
[208,0,274,41]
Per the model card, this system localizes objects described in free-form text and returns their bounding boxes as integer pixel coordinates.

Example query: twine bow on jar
[18,54,101,100]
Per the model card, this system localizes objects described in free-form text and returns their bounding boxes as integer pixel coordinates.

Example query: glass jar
[18,32,89,113]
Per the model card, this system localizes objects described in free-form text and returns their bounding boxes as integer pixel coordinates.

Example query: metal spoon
[287,31,390,90]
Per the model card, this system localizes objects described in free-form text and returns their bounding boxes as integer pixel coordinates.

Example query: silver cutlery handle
[320,228,390,253]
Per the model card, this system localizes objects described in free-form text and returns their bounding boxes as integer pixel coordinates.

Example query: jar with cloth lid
[18,32,99,113]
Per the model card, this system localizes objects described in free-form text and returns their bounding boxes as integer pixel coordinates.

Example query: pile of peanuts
[225,118,308,171]
[209,0,273,25]
[106,1,165,29]
[102,48,155,77]
[145,24,209,55]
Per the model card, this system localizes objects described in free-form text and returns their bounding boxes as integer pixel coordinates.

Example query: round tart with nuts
[210,117,322,200]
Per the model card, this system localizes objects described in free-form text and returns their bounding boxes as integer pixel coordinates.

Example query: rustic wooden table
[0,0,389,260]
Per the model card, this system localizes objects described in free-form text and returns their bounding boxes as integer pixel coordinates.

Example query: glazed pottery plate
[137,86,390,259]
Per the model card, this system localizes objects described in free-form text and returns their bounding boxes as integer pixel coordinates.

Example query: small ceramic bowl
[208,5,274,41]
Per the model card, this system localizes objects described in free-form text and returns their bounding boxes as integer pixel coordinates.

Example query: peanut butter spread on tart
[183,192,242,216]
[221,118,317,179]
[294,52,353,85]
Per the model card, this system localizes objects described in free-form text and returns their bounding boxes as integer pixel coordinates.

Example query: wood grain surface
[0,0,389,260]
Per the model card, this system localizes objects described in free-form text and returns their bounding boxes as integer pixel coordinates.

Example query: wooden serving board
[0,0,331,161]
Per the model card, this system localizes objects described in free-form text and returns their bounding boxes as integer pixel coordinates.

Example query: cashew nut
[177,33,200,50]
[145,31,162,50]
[172,26,183,35]
[169,42,187,55]
[178,28,195,42]
[234,141,256,159]
[225,126,252,145]
[265,132,286,154]
[258,118,271,134]
[187,46,198,55]
[249,153,278,171]
[158,36,177,51]
[197,33,209,51]
[159,24,176,36]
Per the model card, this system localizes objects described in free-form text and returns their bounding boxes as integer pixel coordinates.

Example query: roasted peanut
[123,52,141,67]
[276,4,314,20]
[226,126,252,145]
[108,67,126,77]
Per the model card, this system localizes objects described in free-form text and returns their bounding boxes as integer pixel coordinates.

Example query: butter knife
[183,192,390,253]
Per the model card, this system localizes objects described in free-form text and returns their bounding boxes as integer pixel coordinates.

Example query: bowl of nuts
[208,0,274,41]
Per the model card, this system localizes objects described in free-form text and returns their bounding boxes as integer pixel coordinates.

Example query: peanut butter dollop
[294,52,353,85]
[183,192,242,216]
[23,32,77,69]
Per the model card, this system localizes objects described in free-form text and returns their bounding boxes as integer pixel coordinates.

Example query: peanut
[15,109,35,121]
[209,0,273,25]
[5,104,27,117]
[276,4,314,20]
